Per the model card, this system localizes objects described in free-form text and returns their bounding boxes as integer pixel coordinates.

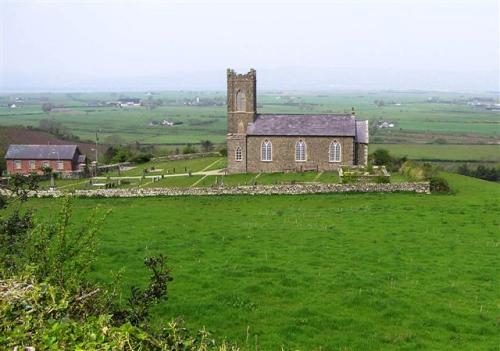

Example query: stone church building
[227,69,369,174]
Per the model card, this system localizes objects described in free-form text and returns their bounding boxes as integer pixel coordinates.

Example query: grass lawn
[104,156,223,177]
[19,173,500,350]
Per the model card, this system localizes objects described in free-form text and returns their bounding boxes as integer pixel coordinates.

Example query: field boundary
[1,182,430,198]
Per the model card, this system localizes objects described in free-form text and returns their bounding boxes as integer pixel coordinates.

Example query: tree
[42,102,54,113]
[200,140,214,152]
[182,144,198,154]
[371,149,392,166]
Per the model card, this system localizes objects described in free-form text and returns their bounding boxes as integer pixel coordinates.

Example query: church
[226,69,369,174]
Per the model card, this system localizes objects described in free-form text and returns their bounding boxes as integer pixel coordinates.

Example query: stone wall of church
[245,136,355,173]
[227,69,256,134]
[227,134,247,173]
[356,143,368,166]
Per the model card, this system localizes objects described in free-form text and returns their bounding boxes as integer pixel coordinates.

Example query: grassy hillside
[21,173,499,350]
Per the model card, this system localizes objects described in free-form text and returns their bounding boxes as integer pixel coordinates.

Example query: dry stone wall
[0,182,430,198]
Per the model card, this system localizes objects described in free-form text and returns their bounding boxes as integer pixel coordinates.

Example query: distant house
[118,98,142,107]
[161,119,174,126]
[9,103,17,108]
[4,145,86,175]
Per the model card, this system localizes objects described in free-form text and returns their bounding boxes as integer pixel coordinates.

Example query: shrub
[371,149,392,166]
[342,172,358,184]
[219,147,228,157]
[429,176,451,193]
[375,175,390,184]
[183,144,198,154]
[130,153,153,164]
[369,149,407,172]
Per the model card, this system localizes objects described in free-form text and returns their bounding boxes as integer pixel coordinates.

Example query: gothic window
[295,140,306,161]
[235,146,242,161]
[329,140,341,162]
[261,139,272,161]
[236,90,246,111]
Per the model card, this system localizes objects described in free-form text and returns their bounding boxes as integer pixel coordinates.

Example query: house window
[29,160,36,170]
[235,146,242,161]
[57,160,64,170]
[261,139,272,161]
[236,90,246,111]
[14,160,22,170]
[295,140,306,161]
[42,161,50,169]
[329,141,341,162]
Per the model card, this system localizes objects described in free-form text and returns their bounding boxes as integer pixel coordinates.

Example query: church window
[329,141,341,162]
[261,140,272,161]
[235,146,242,161]
[236,90,246,111]
[295,140,306,161]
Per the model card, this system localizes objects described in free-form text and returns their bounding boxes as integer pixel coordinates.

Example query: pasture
[22,173,500,350]
[1,91,498,147]
[371,144,500,162]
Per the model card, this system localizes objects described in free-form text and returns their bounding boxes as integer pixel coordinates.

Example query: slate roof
[247,114,358,137]
[5,145,80,160]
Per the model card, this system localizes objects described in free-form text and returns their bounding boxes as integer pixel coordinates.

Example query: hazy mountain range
[1,67,498,93]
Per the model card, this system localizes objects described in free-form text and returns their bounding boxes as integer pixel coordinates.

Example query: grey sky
[0,0,499,91]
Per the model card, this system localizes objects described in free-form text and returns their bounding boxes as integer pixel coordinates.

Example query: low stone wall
[1,182,430,198]
[152,152,221,162]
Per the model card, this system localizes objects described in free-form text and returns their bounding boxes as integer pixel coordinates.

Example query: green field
[371,144,500,162]
[21,173,499,350]
[1,91,498,147]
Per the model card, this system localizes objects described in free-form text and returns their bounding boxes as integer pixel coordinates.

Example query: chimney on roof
[351,107,356,117]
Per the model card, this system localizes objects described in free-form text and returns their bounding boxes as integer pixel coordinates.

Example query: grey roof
[356,120,369,144]
[247,114,358,137]
[5,144,80,160]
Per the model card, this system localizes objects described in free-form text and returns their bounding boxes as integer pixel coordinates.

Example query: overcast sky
[0,0,499,91]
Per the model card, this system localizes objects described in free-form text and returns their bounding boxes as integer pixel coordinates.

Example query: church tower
[226,68,256,173]
[227,68,256,134]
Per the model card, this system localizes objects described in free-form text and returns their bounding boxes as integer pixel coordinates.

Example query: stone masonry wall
[245,136,355,173]
[227,134,247,173]
[0,182,430,198]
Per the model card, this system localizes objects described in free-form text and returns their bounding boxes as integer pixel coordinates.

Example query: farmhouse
[4,144,86,175]
[227,69,369,174]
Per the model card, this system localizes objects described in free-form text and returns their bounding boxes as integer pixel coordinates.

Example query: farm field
[1,91,498,147]
[21,173,500,350]
[371,144,500,162]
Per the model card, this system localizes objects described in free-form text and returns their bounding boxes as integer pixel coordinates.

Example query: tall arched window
[236,90,246,111]
[261,139,272,161]
[295,140,306,161]
[235,146,242,161]
[329,140,341,162]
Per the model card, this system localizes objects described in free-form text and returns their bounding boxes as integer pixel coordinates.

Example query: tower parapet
[227,68,257,135]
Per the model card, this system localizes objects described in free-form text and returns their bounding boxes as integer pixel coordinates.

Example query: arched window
[329,140,341,162]
[261,139,272,161]
[235,146,242,161]
[295,140,306,161]
[236,90,246,111]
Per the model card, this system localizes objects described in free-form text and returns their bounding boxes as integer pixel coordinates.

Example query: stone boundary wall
[0,182,430,198]
[152,152,221,162]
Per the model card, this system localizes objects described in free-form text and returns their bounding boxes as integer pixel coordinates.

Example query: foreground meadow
[23,174,499,350]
